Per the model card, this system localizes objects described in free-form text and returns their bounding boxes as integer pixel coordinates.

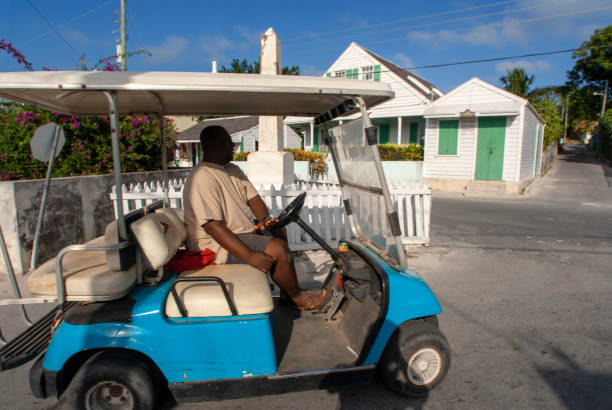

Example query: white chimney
[212,60,218,73]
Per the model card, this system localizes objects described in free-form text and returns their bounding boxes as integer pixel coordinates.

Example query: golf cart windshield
[328,118,407,270]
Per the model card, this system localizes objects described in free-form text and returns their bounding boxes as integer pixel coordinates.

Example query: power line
[26,0,81,56]
[295,0,576,47]
[285,0,521,42]
[288,5,612,56]
[20,0,114,47]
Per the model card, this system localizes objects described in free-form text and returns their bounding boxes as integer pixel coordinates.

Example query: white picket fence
[110,179,431,249]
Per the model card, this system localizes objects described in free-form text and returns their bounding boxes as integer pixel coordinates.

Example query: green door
[379,124,389,144]
[313,127,319,152]
[409,123,418,144]
[475,117,506,180]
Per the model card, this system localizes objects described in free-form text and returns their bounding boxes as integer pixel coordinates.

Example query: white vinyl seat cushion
[26,236,137,300]
[165,264,273,318]
[130,213,183,269]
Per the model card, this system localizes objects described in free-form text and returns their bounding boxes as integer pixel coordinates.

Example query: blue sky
[1,0,611,92]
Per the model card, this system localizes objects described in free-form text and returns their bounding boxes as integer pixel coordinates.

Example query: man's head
[200,125,234,165]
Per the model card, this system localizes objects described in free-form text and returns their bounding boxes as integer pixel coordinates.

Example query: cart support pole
[31,124,61,270]
[104,91,128,240]
[1,226,31,325]
[158,113,169,207]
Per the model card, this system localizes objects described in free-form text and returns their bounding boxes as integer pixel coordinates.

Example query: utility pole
[120,0,127,71]
[563,94,569,144]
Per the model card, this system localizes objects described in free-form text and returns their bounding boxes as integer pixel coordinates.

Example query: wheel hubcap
[85,381,134,410]
[406,347,442,386]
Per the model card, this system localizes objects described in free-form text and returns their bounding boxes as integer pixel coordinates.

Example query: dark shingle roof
[360,46,441,101]
[176,116,259,142]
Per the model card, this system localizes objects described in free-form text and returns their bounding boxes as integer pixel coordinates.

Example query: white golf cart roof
[0,71,393,116]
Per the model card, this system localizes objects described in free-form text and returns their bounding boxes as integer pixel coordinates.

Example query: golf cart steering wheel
[273,192,307,230]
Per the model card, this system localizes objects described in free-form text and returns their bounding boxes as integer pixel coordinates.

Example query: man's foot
[292,289,327,310]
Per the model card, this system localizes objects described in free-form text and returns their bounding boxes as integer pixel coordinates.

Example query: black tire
[379,320,451,397]
[60,352,155,410]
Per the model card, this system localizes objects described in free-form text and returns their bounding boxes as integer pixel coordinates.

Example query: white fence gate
[110,180,431,249]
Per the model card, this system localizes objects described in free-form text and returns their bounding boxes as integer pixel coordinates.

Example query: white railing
[110,179,431,249]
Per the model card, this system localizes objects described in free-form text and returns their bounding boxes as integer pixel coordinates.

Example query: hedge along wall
[0,169,190,275]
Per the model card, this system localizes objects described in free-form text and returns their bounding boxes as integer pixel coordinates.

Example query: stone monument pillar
[247,27,294,186]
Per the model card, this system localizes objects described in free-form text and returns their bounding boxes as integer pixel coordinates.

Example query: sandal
[293,289,328,310]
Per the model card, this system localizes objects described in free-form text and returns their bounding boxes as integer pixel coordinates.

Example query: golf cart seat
[165,264,274,317]
[25,203,173,301]
[26,221,138,301]
[128,208,273,318]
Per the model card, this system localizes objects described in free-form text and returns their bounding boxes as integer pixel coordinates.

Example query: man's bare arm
[247,195,269,220]
[247,195,287,240]
[204,220,275,272]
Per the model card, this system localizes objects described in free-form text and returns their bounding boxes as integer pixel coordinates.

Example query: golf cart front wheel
[61,352,155,410]
[379,320,451,397]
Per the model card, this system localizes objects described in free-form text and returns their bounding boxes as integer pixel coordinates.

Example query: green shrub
[233,151,248,161]
[377,143,423,161]
[532,98,563,147]
[594,108,612,162]
[0,103,177,180]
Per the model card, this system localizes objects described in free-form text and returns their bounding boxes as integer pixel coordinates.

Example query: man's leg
[265,238,326,309]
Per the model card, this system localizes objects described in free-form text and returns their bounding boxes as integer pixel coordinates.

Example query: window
[334,70,346,78]
[438,120,458,155]
[362,66,374,80]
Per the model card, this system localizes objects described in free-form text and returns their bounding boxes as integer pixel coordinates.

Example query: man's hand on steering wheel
[254,216,279,232]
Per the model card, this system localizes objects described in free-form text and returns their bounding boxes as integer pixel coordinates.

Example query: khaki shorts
[226,232,274,264]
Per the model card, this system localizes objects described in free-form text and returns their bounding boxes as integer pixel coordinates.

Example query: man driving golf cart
[183,125,326,310]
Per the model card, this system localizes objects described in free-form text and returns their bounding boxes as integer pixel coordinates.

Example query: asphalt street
[0,144,610,409]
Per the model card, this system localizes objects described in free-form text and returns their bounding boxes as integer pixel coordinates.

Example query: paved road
[1,144,610,409]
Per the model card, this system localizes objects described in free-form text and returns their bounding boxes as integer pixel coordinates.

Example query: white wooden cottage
[285,42,443,151]
[422,77,546,193]
[175,116,302,167]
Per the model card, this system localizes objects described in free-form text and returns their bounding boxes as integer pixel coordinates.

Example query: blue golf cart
[0,71,450,408]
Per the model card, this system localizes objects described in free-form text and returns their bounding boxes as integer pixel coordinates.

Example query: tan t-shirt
[183,162,259,263]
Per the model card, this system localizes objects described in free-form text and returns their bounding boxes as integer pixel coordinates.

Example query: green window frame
[373,65,381,81]
[438,120,458,155]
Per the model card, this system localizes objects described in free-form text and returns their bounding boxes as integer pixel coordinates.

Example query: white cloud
[146,36,190,64]
[62,28,92,46]
[494,59,554,73]
[393,53,415,69]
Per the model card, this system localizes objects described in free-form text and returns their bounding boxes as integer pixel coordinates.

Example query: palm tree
[499,68,535,98]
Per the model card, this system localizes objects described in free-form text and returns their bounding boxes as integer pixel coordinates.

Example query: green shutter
[379,124,389,144]
[354,68,359,79]
[410,123,418,144]
[326,72,331,78]
[438,120,458,155]
[313,127,319,152]
[240,136,244,152]
[374,65,381,81]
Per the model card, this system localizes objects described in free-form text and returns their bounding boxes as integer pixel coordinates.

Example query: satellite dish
[30,123,65,162]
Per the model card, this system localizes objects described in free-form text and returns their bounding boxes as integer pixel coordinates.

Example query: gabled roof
[177,116,258,142]
[358,44,443,101]
[423,77,544,123]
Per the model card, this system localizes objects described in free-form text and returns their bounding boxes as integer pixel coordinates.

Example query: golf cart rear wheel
[379,320,450,397]
[62,352,155,410]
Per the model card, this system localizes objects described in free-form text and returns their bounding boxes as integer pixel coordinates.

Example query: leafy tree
[567,25,612,94]
[220,58,300,75]
[532,98,563,147]
[499,68,535,98]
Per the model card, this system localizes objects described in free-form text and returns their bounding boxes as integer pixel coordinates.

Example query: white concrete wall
[520,107,539,180]
[424,117,476,179]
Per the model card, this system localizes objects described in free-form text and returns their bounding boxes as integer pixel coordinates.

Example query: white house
[422,77,546,193]
[285,42,443,151]
[175,116,302,167]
